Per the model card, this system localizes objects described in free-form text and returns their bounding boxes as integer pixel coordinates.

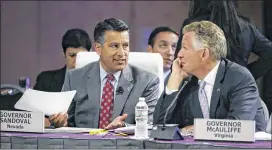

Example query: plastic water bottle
[135,97,149,139]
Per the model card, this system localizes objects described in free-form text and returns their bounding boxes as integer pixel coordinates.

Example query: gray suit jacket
[154,59,266,132]
[62,61,160,128]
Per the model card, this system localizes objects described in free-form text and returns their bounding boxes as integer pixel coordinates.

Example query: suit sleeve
[62,71,76,127]
[153,91,178,125]
[247,25,272,79]
[227,69,261,120]
[33,73,45,91]
[141,76,160,124]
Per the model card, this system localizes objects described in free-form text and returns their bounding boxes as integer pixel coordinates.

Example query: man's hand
[49,113,68,128]
[104,114,128,130]
[167,58,189,90]
[180,125,194,136]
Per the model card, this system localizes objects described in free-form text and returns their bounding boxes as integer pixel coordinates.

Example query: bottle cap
[139,97,145,101]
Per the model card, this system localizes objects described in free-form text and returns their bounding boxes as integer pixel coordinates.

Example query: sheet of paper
[255,131,272,141]
[112,125,153,134]
[45,127,98,133]
[14,89,76,116]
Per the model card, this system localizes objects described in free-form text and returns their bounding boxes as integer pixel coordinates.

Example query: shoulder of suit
[37,67,65,78]
[224,60,254,80]
[128,64,158,79]
[67,61,97,76]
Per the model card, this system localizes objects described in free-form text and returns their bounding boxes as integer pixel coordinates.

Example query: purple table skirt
[1,131,271,148]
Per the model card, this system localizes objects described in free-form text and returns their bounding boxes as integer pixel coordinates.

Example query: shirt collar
[164,69,171,79]
[99,62,121,82]
[198,61,220,86]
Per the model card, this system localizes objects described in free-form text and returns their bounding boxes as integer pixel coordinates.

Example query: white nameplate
[194,118,255,142]
[0,110,44,133]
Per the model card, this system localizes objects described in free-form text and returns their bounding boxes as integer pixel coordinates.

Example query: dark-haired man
[147,26,178,79]
[49,18,160,130]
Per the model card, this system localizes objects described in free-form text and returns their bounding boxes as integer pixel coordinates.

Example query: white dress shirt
[198,61,220,107]
[166,61,220,108]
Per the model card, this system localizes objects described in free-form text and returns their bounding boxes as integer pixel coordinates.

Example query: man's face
[95,30,129,73]
[178,32,205,74]
[148,32,178,70]
[64,47,88,69]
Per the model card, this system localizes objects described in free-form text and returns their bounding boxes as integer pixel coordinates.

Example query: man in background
[33,28,92,92]
[147,26,179,80]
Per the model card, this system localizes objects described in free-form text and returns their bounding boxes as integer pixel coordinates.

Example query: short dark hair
[94,18,129,44]
[148,26,178,47]
[62,28,92,53]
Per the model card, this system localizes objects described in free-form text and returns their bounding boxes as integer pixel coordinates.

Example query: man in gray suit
[153,21,266,132]
[49,18,159,129]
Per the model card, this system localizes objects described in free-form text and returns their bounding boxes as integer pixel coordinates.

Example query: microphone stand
[150,79,190,140]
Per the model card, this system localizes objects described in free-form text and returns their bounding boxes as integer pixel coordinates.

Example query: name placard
[194,118,255,142]
[0,110,44,133]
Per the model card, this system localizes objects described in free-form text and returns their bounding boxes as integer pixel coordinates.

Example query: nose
[166,46,174,56]
[117,47,125,56]
[177,48,184,59]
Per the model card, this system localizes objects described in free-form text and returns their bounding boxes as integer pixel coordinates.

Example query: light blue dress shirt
[99,63,121,103]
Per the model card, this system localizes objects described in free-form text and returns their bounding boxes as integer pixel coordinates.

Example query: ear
[202,48,210,61]
[147,45,153,53]
[63,52,66,58]
[94,42,102,55]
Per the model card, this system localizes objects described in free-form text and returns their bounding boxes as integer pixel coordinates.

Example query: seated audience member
[48,18,160,129]
[147,27,179,80]
[153,21,266,132]
[33,28,92,92]
[33,28,92,127]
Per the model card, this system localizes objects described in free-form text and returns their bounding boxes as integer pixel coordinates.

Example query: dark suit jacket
[62,61,160,128]
[33,66,66,92]
[175,16,272,80]
[263,70,272,114]
[154,59,266,132]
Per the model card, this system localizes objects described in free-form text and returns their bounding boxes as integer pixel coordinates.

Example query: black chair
[0,84,25,111]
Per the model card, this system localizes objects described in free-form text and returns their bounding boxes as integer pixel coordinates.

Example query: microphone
[116,86,124,95]
[162,79,190,129]
[150,76,191,140]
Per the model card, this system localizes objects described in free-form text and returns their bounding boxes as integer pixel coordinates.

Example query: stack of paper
[14,89,76,116]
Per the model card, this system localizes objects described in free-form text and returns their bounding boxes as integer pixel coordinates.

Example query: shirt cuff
[165,87,178,95]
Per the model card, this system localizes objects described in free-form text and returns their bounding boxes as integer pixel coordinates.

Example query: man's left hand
[105,114,128,130]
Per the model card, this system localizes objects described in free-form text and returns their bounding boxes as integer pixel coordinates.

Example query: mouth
[114,59,126,64]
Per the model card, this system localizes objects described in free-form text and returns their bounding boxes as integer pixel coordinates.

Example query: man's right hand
[49,113,68,128]
[167,58,189,90]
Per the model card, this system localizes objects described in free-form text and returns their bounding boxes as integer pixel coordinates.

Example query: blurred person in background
[147,26,179,80]
[33,28,92,127]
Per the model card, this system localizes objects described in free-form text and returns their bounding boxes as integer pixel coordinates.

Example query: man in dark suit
[49,18,160,129]
[154,21,266,132]
[33,28,92,92]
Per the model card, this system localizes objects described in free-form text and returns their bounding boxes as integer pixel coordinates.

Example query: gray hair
[182,20,227,60]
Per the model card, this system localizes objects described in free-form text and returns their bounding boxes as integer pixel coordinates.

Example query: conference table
[1,131,271,149]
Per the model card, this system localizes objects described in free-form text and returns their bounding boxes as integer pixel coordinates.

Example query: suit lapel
[86,62,101,127]
[112,65,134,120]
[209,59,226,118]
